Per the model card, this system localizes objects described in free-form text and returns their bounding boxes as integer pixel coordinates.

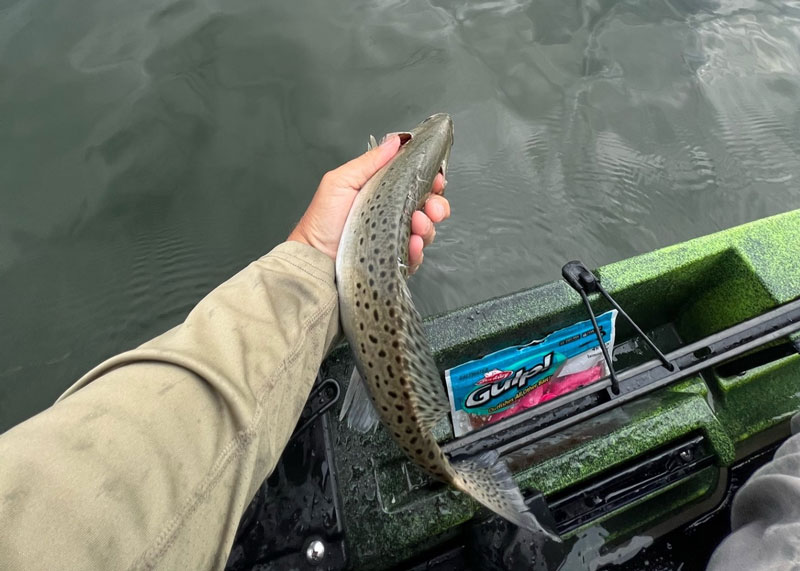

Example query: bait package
[445,310,618,438]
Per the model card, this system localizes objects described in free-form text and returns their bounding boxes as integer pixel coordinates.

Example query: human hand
[288,134,450,274]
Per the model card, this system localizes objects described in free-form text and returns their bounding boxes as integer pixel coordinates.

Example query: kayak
[227,209,800,570]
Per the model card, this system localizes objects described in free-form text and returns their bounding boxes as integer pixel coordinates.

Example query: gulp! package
[445,310,617,437]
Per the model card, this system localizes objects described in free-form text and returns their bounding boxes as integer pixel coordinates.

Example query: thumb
[333,134,402,189]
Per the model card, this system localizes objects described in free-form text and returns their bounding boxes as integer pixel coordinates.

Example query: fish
[336,113,555,537]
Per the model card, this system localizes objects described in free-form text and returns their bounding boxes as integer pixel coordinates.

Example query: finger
[408,234,424,272]
[332,135,401,189]
[431,172,446,195]
[424,195,450,223]
[411,211,435,246]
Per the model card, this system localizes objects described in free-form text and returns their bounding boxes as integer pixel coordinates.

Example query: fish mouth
[416,113,454,178]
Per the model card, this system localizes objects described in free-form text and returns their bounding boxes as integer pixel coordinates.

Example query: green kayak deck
[321,209,800,569]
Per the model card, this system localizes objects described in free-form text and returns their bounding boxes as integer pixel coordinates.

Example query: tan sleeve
[0,241,340,571]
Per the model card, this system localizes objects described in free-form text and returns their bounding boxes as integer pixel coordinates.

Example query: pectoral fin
[339,367,381,433]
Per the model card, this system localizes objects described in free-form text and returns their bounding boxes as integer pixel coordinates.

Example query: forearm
[0,241,340,570]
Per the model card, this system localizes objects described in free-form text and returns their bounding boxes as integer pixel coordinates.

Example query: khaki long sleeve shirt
[0,241,339,570]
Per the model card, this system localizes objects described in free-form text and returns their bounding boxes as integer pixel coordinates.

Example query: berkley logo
[465,352,554,408]
[477,369,513,385]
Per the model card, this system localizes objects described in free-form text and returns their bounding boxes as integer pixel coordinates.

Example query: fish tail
[452,450,561,542]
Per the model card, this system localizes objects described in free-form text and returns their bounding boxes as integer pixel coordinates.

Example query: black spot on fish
[428,451,435,460]
[368,264,374,272]
[356,282,361,289]
[386,365,395,378]
[416,448,423,455]
[389,308,396,318]
[397,415,403,424]
[371,234,376,240]
[355,300,360,307]
[396,356,402,365]
[379,257,386,264]
[373,309,379,321]
[368,335,378,343]
[369,278,375,287]
[410,436,418,444]
[371,222,376,228]
[359,257,365,263]
[372,291,378,301]
[359,238,364,245]
[367,361,373,368]
[396,404,404,411]
[381,405,388,412]
[359,323,364,331]
[374,248,380,255]
[387,390,397,398]
[382,218,388,225]
[402,391,409,399]
[393,432,401,438]
[392,341,399,349]
[365,302,370,309]
[378,350,386,358]
[387,284,394,292]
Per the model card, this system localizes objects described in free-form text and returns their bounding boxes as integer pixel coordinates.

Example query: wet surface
[2,0,800,430]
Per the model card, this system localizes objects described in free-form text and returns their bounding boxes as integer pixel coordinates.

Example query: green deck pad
[516,377,734,496]
[326,209,800,569]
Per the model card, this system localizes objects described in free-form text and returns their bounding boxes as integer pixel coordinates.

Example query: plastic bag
[445,310,617,437]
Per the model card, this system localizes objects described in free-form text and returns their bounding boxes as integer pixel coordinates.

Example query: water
[2,0,800,431]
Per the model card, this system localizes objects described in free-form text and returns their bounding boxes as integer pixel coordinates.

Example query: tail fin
[452,451,561,542]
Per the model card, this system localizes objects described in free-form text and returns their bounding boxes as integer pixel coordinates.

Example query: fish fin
[367,134,379,151]
[396,281,451,433]
[452,450,561,542]
[339,367,381,433]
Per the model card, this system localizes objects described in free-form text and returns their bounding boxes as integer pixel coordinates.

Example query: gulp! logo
[465,353,554,408]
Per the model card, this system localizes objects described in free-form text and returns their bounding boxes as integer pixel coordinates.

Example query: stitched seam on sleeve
[130,290,338,570]
[265,253,334,285]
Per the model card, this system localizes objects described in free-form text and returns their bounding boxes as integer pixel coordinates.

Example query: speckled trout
[336,114,552,535]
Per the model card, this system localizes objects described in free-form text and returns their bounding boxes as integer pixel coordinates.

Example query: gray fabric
[708,423,800,570]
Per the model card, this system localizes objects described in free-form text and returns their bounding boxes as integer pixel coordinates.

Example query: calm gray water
[2,0,800,431]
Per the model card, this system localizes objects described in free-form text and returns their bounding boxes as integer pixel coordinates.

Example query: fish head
[409,113,454,178]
